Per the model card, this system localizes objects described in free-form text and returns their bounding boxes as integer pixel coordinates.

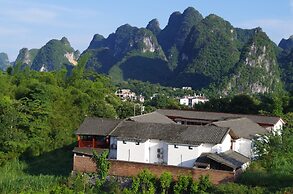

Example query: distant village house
[179,94,209,107]
[115,89,145,103]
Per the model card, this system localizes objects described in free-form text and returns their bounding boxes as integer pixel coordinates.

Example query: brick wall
[73,155,235,184]
[73,155,97,172]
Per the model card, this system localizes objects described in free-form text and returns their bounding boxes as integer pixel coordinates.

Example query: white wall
[273,119,284,135]
[147,139,167,164]
[233,138,252,158]
[179,99,189,106]
[211,134,231,153]
[116,139,148,163]
[114,134,232,168]
[200,143,213,153]
[166,134,232,168]
[167,144,203,167]
[263,119,284,135]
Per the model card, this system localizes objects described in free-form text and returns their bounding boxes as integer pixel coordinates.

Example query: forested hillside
[0,63,136,166]
[278,36,293,91]
[15,37,80,72]
[2,7,291,95]
[15,48,39,69]
[81,7,286,95]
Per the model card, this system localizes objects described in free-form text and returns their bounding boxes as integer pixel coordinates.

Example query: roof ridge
[214,117,252,123]
[158,109,281,119]
[222,150,250,159]
[130,111,154,119]
[218,127,231,144]
[108,119,126,136]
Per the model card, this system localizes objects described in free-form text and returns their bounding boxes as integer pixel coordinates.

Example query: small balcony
[77,135,109,149]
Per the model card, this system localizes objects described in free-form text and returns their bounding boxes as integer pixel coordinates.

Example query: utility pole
[134,104,136,116]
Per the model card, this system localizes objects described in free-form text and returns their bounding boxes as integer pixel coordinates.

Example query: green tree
[173,175,192,194]
[93,150,110,189]
[146,95,180,109]
[124,169,156,194]
[89,100,117,118]
[159,172,172,194]
[116,101,137,118]
[229,95,258,114]
[198,175,212,192]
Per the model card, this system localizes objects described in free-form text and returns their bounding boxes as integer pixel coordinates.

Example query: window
[123,140,126,144]
[135,142,140,145]
[188,146,193,150]
[80,135,93,141]
[174,145,178,149]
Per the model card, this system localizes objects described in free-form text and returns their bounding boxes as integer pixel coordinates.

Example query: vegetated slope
[15,37,80,72]
[157,7,203,70]
[0,52,10,71]
[224,29,282,95]
[80,7,284,95]
[278,35,293,91]
[174,14,241,89]
[15,48,39,69]
[0,65,122,165]
[82,24,168,83]
[279,35,293,51]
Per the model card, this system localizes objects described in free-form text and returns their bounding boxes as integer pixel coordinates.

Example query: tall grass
[0,160,63,193]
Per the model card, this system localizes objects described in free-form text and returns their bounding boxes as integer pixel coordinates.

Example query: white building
[182,87,192,90]
[179,94,209,107]
[74,109,285,173]
[115,89,144,103]
[74,117,253,171]
[212,118,267,158]
[109,122,231,168]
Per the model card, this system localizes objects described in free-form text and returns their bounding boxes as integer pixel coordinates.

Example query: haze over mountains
[1,7,293,94]
[0,53,10,71]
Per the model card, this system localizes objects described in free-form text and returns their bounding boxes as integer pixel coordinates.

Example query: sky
[1,0,293,61]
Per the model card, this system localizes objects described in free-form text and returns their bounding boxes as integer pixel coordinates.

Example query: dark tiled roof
[156,109,282,126]
[213,118,267,139]
[111,121,229,145]
[75,117,229,145]
[75,117,122,136]
[73,147,108,156]
[195,150,250,170]
[129,112,175,124]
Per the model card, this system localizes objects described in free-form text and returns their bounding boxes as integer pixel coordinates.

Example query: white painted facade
[147,139,167,164]
[211,133,231,153]
[263,119,284,135]
[232,138,252,158]
[272,119,284,135]
[116,139,148,163]
[179,95,209,107]
[167,143,209,167]
[111,133,232,168]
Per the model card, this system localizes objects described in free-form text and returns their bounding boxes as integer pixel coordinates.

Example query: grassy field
[0,144,74,193]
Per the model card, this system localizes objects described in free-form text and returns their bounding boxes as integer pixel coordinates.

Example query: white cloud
[290,0,293,11]
[0,27,29,36]
[0,8,57,23]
